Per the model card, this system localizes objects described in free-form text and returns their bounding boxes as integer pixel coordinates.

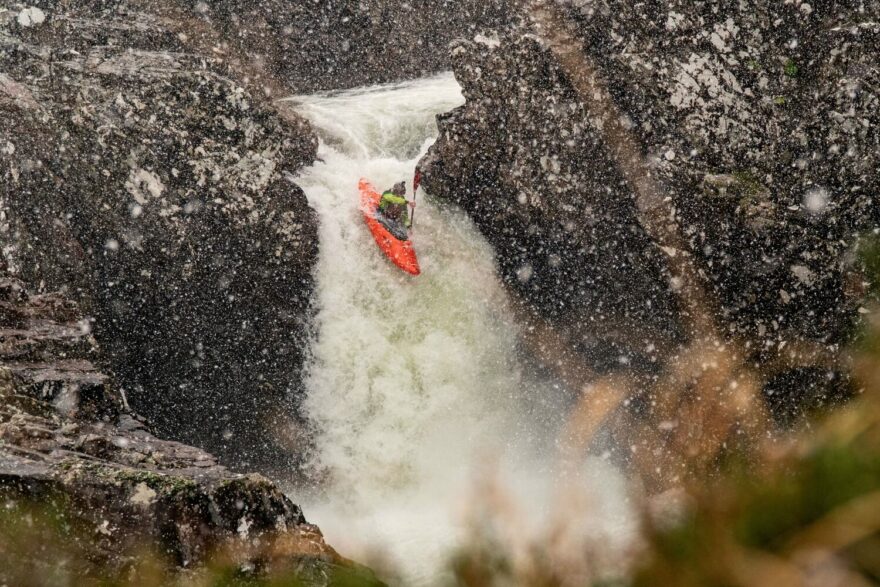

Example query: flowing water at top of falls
[287,73,635,585]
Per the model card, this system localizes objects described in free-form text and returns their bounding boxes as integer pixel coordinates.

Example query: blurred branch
[784,489,880,556]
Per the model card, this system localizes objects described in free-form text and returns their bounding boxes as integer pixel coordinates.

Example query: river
[287,73,635,585]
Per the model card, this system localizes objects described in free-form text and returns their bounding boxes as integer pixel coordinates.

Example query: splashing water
[287,73,635,585]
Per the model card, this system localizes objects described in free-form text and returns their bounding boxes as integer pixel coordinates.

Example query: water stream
[287,73,635,585]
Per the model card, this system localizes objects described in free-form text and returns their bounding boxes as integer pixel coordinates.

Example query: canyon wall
[0,0,318,471]
[421,0,879,414]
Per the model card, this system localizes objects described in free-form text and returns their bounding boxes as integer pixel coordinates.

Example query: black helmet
[392,181,407,196]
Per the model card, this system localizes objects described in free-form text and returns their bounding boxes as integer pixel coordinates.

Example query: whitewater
[286,73,635,585]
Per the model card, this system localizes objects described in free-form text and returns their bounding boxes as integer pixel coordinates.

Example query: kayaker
[377,181,415,239]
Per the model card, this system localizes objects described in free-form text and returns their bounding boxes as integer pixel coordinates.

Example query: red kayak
[359,178,421,276]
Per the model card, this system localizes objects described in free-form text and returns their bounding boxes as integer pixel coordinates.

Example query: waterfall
[287,73,635,585]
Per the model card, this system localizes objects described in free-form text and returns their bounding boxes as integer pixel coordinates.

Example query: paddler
[378,181,415,238]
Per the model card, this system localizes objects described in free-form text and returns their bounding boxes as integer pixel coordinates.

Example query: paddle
[410,168,422,231]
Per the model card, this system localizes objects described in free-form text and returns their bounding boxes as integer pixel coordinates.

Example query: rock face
[0,0,318,471]
[196,0,513,92]
[421,1,879,387]
[0,275,365,583]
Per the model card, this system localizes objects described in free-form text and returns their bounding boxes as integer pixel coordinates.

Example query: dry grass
[446,304,880,587]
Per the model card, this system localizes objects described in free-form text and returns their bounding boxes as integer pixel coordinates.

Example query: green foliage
[730,170,768,200]
[0,496,120,586]
[0,495,383,587]
[736,441,880,550]
[113,468,200,496]
[784,59,799,78]
[858,234,880,297]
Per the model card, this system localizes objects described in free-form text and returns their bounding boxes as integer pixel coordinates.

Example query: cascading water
[287,73,635,585]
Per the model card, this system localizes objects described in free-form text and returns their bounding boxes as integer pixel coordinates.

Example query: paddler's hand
[408,201,416,208]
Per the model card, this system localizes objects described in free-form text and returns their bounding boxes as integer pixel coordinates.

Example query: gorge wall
[0,274,382,583]
[420,0,880,417]
[0,0,319,472]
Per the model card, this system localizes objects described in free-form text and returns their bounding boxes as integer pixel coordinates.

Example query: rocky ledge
[0,0,319,471]
[0,275,377,583]
[194,0,513,93]
[421,0,879,415]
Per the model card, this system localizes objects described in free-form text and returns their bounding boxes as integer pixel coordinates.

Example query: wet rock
[0,278,371,583]
[421,1,880,385]
[195,0,514,92]
[0,0,318,471]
